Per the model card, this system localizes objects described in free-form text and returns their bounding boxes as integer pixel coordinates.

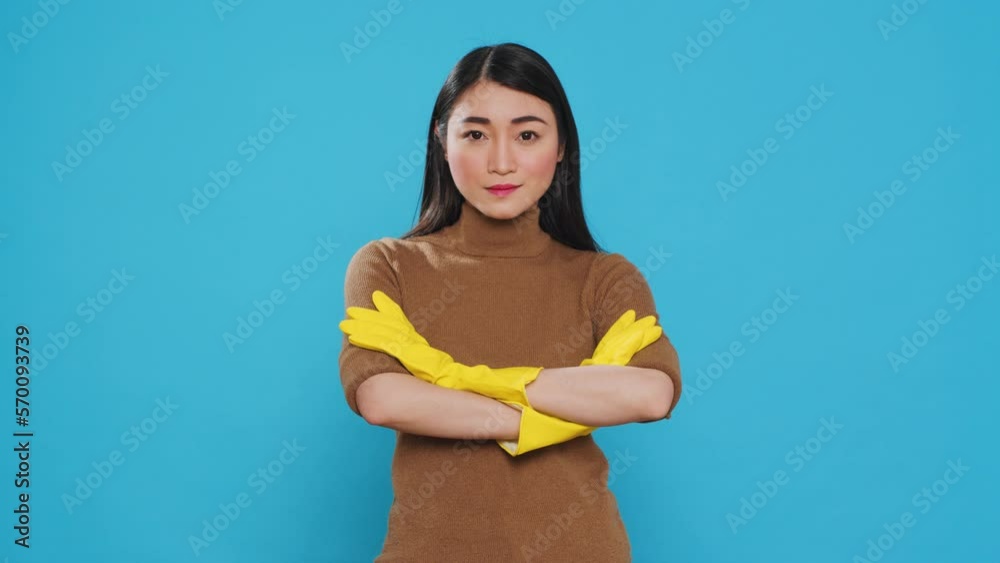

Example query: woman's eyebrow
[460,115,548,125]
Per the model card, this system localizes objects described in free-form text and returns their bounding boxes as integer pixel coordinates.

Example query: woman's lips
[486,184,520,197]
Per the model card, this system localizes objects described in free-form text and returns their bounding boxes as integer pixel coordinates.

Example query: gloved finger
[344,305,390,322]
[631,315,657,331]
[609,317,659,348]
[601,310,636,342]
[596,321,648,351]
[588,331,634,364]
[590,337,611,359]
[342,311,426,340]
[346,333,397,354]
[640,326,663,349]
[592,310,637,359]
[618,325,662,356]
[343,321,427,345]
[610,330,645,364]
[341,316,407,337]
[341,320,428,347]
[346,320,432,350]
[344,305,412,329]
[347,333,432,364]
[371,290,413,326]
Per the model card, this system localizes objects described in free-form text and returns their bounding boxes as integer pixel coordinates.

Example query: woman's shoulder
[582,249,633,278]
[346,233,447,267]
[579,248,671,301]
[586,247,671,280]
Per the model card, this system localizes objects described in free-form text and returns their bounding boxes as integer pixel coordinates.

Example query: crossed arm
[356,364,674,440]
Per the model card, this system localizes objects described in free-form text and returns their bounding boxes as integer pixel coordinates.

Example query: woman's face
[441,81,564,220]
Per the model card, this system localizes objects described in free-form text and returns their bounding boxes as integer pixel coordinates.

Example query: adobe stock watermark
[575,117,628,173]
[842,126,959,243]
[389,456,460,525]
[672,0,751,73]
[877,0,930,41]
[384,138,426,192]
[340,0,408,64]
[213,0,246,21]
[51,65,169,183]
[32,269,136,374]
[717,84,833,202]
[522,448,639,561]
[390,390,592,522]
[852,458,968,562]
[686,288,799,405]
[7,0,72,54]
[542,116,631,195]
[886,254,997,373]
[188,439,305,556]
[61,397,179,514]
[222,236,339,352]
[410,280,466,332]
[178,107,295,224]
[554,246,673,363]
[544,0,589,31]
[726,417,843,533]
[390,401,516,524]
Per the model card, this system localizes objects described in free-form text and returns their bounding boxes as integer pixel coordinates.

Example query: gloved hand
[497,309,664,456]
[339,290,541,405]
[583,309,663,366]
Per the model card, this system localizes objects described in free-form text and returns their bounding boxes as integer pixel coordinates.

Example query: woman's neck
[441,200,553,258]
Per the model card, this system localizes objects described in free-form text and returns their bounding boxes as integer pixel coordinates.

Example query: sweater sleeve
[338,239,410,418]
[585,252,682,420]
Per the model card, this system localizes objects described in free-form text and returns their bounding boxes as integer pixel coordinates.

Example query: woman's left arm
[527,251,682,428]
[525,365,675,427]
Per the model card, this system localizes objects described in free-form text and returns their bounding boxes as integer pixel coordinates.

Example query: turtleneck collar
[439,200,553,258]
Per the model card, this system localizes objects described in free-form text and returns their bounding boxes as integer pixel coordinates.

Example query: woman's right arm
[340,240,520,441]
[357,371,522,441]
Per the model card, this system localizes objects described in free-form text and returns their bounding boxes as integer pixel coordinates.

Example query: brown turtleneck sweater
[339,200,681,562]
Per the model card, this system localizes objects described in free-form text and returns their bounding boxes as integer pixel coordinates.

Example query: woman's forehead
[450,82,553,122]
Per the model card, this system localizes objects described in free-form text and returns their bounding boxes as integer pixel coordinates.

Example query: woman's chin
[471,195,540,221]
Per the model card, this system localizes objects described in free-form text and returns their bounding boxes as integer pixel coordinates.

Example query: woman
[338,42,682,563]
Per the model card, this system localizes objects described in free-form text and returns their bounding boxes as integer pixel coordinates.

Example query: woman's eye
[463,131,485,141]
[520,131,538,142]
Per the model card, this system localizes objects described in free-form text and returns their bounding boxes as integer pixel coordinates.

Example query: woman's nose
[488,139,516,174]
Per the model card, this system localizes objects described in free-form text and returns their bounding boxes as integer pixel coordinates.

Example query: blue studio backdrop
[2,1,997,561]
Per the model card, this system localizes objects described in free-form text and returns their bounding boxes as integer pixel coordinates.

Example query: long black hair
[400,42,603,253]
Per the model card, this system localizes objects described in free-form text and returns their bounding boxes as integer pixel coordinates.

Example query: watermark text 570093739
[14,325,34,549]
[15,326,32,428]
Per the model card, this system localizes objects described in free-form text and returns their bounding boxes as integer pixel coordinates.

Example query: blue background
[1,0,997,561]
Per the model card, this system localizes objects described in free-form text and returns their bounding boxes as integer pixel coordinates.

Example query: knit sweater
[339,200,682,563]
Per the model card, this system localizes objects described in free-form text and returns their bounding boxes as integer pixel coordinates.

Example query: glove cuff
[497,402,594,457]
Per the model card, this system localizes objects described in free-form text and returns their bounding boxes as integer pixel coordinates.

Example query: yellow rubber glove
[497,400,593,456]
[496,309,664,456]
[339,291,542,405]
[582,309,663,367]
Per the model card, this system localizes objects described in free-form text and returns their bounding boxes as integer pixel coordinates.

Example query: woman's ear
[557,143,565,162]
[434,120,447,161]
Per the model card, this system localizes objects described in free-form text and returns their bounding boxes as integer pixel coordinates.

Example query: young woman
[339,42,682,563]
